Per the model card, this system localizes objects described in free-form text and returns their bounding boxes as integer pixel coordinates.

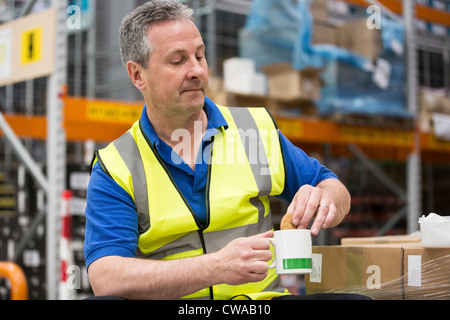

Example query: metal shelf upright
[46,0,68,300]
[403,0,421,234]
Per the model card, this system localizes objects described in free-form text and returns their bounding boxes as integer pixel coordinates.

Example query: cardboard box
[306,245,404,299]
[419,109,434,133]
[310,0,328,22]
[420,89,448,113]
[419,89,450,134]
[336,18,382,60]
[313,22,338,45]
[305,244,450,300]
[403,246,450,300]
[261,63,322,101]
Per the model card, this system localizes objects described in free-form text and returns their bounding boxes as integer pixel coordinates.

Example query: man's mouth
[182,88,203,93]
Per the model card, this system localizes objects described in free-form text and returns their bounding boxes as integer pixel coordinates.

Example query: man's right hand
[210,230,274,285]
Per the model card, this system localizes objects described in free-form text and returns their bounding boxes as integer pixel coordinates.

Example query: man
[84,0,356,300]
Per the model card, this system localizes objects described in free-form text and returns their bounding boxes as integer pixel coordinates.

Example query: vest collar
[139,96,229,150]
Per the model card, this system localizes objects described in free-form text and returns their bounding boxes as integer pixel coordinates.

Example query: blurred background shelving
[0,0,449,299]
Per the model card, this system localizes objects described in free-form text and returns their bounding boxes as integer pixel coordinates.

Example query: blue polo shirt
[84,97,338,269]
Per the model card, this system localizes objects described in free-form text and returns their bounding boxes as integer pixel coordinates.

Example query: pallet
[226,92,318,117]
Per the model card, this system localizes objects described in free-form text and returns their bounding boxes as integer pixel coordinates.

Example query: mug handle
[268,238,276,269]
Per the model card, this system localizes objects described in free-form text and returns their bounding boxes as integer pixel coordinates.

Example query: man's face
[139,19,209,118]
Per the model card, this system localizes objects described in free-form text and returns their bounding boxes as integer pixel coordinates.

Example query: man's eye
[196,56,204,61]
[170,56,185,65]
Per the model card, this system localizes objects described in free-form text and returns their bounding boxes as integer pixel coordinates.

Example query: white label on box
[310,253,322,283]
[408,255,422,287]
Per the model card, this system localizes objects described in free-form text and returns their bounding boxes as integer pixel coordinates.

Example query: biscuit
[280,212,297,230]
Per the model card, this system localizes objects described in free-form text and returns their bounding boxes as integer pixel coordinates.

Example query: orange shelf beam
[276,115,415,150]
[1,97,450,162]
[64,96,143,142]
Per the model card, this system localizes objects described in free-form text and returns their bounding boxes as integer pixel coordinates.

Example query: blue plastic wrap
[241,0,372,70]
[318,52,408,117]
[240,0,299,68]
[240,0,410,117]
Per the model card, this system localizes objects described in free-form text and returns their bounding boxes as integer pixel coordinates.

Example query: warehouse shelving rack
[0,0,449,299]
[0,0,67,300]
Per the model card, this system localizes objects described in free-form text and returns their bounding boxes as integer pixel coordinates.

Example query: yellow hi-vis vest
[94,105,289,300]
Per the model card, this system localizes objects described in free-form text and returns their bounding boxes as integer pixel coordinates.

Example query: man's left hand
[286,184,337,236]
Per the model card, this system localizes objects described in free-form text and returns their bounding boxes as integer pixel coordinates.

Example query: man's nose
[187,58,206,79]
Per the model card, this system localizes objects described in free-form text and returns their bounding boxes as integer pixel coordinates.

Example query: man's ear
[127,61,146,91]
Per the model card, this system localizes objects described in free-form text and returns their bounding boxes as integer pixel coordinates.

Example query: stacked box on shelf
[261,63,321,101]
[335,18,382,61]
[313,17,382,61]
[222,57,320,116]
[310,0,328,22]
[312,9,409,121]
[240,0,410,121]
[419,88,450,140]
[261,62,321,116]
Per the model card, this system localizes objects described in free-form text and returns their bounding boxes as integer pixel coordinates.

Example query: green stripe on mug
[282,258,312,270]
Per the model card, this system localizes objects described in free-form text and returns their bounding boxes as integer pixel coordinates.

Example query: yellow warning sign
[0,8,55,86]
[21,27,42,65]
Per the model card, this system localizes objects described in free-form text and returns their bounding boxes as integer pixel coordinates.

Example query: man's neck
[147,107,208,170]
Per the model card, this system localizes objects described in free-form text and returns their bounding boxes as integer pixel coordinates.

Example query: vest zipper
[140,121,215,300]
[204,136,214,299]
[204,136,214,230]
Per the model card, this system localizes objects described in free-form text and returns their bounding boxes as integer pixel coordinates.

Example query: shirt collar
[139,96,228,147]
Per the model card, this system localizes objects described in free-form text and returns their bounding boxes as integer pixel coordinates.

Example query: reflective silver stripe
[143,213,272,259]
[203,213,273,253]
[227,107,272,223]
[139,231,202,260]
[113,131,150,234]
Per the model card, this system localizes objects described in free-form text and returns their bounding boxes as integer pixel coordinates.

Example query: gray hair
[119,0,195,68]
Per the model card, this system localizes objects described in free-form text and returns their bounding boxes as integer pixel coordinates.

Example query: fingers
[248,232,273,259]
[289,185,335,236]
[245,233,274,276]
[310,202,336,236]
[218,233,274,285]
[247,235,272,281]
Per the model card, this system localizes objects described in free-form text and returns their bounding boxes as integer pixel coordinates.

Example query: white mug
[268,229,312,275]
